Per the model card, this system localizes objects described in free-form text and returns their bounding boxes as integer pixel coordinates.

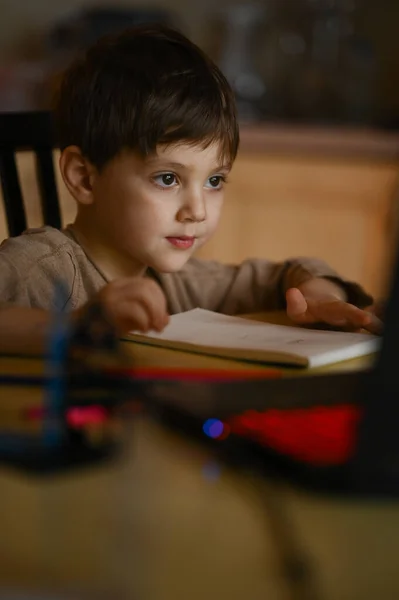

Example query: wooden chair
[0,111,61,237]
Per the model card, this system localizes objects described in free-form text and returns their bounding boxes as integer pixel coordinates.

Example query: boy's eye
[154,173,177,187]
[206,175,225,189]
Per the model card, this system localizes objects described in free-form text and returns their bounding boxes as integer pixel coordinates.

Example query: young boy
[0,25,381,354]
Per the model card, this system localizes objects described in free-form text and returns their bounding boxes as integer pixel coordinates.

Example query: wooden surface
[1,314,399,600]
[239,123,399,160]
[196,150,399,297]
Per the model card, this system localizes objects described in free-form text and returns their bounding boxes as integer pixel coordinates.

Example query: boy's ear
[59,146,97,206]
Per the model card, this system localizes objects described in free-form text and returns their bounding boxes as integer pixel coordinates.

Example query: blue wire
[42,281,71,448]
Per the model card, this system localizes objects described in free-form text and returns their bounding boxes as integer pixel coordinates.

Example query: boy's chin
[149,253,192,273]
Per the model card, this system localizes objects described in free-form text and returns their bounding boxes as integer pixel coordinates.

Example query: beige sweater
[0,227,372,313]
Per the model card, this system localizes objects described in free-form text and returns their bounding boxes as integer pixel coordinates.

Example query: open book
[124,308,380,368]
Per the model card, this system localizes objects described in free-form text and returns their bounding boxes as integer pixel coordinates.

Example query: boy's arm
[0,277,169,355]
[158,256,373,315]
[0,243,79,311]
[0,305,52,355]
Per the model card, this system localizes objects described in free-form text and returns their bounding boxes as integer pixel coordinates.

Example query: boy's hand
[286,278,383,335]
[95,277,169,335]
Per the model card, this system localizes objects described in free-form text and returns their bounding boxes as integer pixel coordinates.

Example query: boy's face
[87,142,231,274]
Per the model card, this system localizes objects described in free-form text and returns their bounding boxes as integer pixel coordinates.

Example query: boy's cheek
[197,229,216,248]
[205,209,223,237]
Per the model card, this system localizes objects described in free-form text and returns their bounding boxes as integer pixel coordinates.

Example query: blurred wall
[0,0,228,58]
[0,0,398,124]
[359,0,399,121]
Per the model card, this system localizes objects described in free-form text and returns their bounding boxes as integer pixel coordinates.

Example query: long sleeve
[0,244,77,310]
[0,227,105,311]
[156,256,373,315]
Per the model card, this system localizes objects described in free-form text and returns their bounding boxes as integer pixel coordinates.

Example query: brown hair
[54,25,239,169]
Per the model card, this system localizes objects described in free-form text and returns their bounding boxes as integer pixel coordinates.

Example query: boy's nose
[177,191,206,223]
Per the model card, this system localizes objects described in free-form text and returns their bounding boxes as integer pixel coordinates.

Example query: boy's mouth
[166,236,195,249]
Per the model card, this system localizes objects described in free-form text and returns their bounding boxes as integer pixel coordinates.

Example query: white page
[131,308,380,366]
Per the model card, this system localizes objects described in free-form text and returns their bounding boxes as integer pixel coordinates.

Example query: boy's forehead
[146,141,231,169]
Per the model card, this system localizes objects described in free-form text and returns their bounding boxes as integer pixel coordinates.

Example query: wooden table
[1,314,399,600]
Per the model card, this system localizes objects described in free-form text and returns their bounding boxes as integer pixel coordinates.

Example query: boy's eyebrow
[146,159,232,172]
[215,163,232,172]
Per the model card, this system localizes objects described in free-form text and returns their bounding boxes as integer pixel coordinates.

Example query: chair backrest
[0,111,61,237]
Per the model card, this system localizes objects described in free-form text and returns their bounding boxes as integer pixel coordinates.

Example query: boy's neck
[70,217,147,282]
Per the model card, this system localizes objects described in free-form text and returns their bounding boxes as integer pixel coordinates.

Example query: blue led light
[203,418,224,439]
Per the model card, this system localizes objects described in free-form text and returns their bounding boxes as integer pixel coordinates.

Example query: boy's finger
[316,302,372,328]
[362,313,383,335]
[286,288,312,323]
[120,281,169,331]
[116,298,167,334]
[118,301,151,333]
[366,301,385,321]
[136,293,169,332]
